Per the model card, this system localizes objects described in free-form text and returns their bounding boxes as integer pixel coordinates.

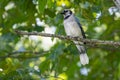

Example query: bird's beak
[60,11,65,14]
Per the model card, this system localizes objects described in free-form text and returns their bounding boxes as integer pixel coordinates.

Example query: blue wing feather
[75,17,86,38]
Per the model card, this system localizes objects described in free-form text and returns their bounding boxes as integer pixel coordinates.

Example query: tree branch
[0,50,49,59]
[15,30,120,47]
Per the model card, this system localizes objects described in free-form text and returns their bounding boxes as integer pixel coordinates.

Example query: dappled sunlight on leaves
[0,0,120,79]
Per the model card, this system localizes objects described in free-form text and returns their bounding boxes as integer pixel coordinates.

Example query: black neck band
[64,15,70,20]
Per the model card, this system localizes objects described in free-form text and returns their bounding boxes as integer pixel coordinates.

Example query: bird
[61,9,89,65]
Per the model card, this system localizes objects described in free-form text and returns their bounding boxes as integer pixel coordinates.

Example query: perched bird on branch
[61,9,89,65]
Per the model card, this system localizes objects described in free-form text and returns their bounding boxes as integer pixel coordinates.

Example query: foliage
[0,0,120,80]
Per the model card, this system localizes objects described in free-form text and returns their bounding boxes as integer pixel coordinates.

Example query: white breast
[63,15,83,37]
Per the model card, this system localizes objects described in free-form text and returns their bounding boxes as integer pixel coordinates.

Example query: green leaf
[44,8,55,18]
[33,26,44,32]
[38,0,47,14]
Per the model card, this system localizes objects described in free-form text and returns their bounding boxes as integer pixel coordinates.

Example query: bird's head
[61,9,73,19]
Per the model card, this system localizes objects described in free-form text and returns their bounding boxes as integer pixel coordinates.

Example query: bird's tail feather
[73,41,89,65]
[80,53,89,65]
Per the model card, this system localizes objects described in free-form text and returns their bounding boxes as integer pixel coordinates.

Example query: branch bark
[15,30,120,47]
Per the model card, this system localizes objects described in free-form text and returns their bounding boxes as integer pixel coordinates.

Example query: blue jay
[61,9,89,65]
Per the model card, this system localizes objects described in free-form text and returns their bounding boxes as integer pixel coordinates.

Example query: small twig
[0,50,49,59]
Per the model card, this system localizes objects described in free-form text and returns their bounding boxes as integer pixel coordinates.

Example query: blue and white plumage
[61,9,89,65]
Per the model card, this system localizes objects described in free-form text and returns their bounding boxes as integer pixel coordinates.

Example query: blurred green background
[0,0,120,80]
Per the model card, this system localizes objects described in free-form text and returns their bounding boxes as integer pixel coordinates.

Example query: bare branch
[15,30,120,47]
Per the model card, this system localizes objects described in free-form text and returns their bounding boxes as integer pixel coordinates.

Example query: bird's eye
[64,10,68,13]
